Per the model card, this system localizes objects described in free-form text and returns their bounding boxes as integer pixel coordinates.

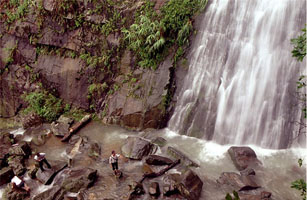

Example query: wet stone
[146,155,173,166]
[149,182,160,197]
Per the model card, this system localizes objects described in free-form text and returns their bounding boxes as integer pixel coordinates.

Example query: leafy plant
[122,15,166,69]
[291,27,306,62]
[123,0,208,69]
[291,159,306,200]
[24,91,63,122]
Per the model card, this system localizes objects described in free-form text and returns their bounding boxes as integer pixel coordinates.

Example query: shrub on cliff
[122,0,208,69]
[23,91,64,122]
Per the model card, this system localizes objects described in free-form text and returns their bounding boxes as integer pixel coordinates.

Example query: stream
[1,121,305,199]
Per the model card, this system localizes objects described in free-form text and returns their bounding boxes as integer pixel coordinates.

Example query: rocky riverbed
[0,117,306,200]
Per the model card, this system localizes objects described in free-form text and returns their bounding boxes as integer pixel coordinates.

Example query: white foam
[10,128,25,137]
[163,128,307,164]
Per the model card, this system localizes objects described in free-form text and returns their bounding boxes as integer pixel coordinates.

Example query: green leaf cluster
[122,15,166,69]
[291,27,306,62]
[291,179,306,200]
[291,159,306,200]
[24,91,64,122]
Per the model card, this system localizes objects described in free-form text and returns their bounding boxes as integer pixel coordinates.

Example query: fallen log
[61,115,91,142]
[139,159,180,183]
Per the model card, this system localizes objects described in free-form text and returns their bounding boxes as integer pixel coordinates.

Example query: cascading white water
[168,0,306,149]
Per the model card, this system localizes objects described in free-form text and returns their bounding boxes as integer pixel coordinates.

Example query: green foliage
[291,27,306,62]
[5,0,30,24]
[123,0,207,69]
[225,191,240,200]
[291,179,306,200]
[24,91,63,122]
[123,15,165,69]
[291,159,306,200]
[88,83,108,96]
[291,27,307,119]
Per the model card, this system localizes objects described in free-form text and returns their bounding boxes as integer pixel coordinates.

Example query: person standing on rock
[109,150,121,175]
[34,152,51,171]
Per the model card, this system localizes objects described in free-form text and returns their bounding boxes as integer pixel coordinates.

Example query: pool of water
[0,121,305,199]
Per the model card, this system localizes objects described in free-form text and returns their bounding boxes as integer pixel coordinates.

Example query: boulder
[7,142,31,175]
[128,181,145,200]
[177,169,203,200]
[228,146,260,171]
[34,167,97,200]
[121,136,157,160]
[0,132,13,168]
[238,191,272,200]
[149,182,160,197]
[145,155,173,166]
[7,155,25,176]
[151,137,167,147]
[167,146,199,167]
[163,173,181,197]
[51,122,70,137]
[217,172,260,191]
[51,115,73,137]
[0,167,14,186]
[61,168,98,192]
[32,186,62,200]
[58,115,74,125]
[87,142,101,159]
[36,162,68,185]
[4,185,30,200]
[22,113,42,129]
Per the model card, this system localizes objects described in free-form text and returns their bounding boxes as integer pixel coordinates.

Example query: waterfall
[168,0,306,149]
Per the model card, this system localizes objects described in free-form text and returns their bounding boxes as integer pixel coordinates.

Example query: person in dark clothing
[34,152,51,171]
[109,150,121,175]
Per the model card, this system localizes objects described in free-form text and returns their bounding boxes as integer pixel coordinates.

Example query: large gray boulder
[177,169,203,200]
[51,115,74,137]
[228,146,261,171]
[121,136,157,160]
[36,162,68,185]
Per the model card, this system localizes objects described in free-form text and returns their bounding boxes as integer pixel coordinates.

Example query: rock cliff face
[0,0,199,129]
